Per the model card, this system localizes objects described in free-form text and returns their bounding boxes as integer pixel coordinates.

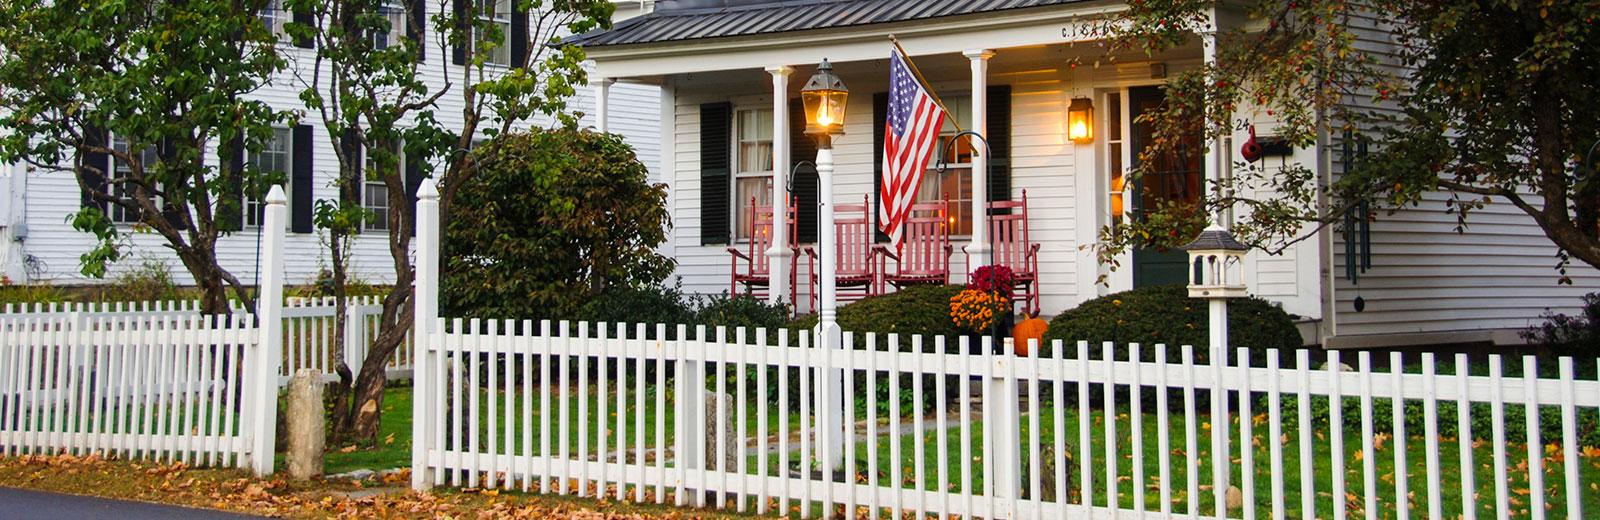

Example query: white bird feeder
[1182,225,1249,299]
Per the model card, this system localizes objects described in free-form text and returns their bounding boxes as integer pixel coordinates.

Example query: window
[246,127,292,229]
[732,108,774,240]
[363,141,401,232]
[110,137,159,224]
[916,95,973,235]
[1105,92,1126,227]
[475,0,512,66]
[372,2,406,50]
[260,0,289,40]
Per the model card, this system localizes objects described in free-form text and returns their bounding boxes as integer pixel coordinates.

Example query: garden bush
[441,129,673,321]
[574,283,695,336]
[785,284,966,342]
[692,293,791,335]
[1523,292,1600,376]
[1042,284,1301,360]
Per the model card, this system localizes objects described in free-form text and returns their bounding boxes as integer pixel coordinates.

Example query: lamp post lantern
[802,58,848,472]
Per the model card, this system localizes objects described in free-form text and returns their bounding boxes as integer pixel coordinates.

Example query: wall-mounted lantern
[1067,97,1094,144]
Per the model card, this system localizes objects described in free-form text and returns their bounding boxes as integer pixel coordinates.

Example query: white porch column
[594,77,614,133]
[766,65,794,307]
[964,49,995,272]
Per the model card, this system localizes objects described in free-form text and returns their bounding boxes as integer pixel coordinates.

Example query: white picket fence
[407,319,1600,519]
[0,185,291,475]
[0,313,270,470]
[4,297,417,386]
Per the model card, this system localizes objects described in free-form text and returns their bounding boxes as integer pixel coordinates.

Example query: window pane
[734,176,773,239]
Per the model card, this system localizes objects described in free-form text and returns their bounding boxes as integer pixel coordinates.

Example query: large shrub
[786,284,966,342]
[441,129,674,320]
[575,283,695,334]
[1524,292,1600,365]
[1043,284,1301,357]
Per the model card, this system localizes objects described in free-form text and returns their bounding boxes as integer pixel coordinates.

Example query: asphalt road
[0,487,265,519]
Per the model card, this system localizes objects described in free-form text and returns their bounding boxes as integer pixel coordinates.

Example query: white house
[571,0,1599,348]
[0,1,662,290]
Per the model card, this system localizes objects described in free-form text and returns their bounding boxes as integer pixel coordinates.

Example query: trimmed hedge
[785,284,966,342]
[1042,284,1301,356]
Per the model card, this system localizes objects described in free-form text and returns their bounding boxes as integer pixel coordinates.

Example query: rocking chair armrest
[725,247,751,261]
[871,244,901,262]
[802,246,819,260]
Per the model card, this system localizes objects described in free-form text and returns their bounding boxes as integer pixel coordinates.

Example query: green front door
[1127,86,1203,288]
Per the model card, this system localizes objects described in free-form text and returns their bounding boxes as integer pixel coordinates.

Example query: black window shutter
[405,145,424,237]
[870,92,889,243]
[292,5,315,48]
[790,100,819,244]
[157,138,185,227]
[407,0,425,62]
[450,0,467,65]
[510,4,527,66]
[699,102,732,246]
[986,85,1012,202]
[291,124,314,233]
[217,136,244,232]
[80,126,109,212]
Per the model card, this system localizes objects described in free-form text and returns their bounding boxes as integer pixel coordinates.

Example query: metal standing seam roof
[567,0,1084,48]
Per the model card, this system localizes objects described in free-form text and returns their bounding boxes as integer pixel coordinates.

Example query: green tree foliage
[288,0,610,439]
[441,129,673,321]
[0,0,291,314]
[1092,0,1600,280]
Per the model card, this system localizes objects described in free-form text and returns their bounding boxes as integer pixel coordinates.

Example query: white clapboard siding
[5,23,659,288]
[414,319,1599,519]
[1329,9,1600,338]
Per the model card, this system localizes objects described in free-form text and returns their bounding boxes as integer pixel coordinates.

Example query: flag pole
[889,34,963,134]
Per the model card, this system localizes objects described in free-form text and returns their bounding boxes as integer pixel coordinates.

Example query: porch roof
[568,0,1083,48]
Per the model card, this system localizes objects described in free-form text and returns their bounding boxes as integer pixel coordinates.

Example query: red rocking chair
[876,200,953,289]
[806,195,879,312]
[727,196,800,307]
[963,190,1041,315]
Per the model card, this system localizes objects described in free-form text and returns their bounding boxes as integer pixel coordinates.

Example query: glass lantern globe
[801,59,849,138]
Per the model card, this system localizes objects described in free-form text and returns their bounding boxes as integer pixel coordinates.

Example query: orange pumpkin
[1012,315,1049,357]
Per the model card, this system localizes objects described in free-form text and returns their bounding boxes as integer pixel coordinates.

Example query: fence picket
[1390,352,1408,520]
[1182,344,1198,517]
[1331,350,1348,519]
[1523,356,1545,520]
[1559,357,1580,519]
[1238,347,1255,520]
[1267,349,1285,520]
[1360,351,1377,520]
[1458,354,1477,520]
[1102,342,1117,513]
[1129,343,1144,515]
[1490,355,1509,520]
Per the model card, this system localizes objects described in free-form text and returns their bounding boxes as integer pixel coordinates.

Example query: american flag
[879,48,946,250]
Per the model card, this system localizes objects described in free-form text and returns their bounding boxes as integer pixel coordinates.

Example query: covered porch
[578,2,1316,319]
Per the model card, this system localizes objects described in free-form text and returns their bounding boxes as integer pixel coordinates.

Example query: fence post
[343,302,362,377]
[249,185,287,477]
[411,178,440,491]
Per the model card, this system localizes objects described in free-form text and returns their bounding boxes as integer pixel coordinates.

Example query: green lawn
[325,385,1599,519]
